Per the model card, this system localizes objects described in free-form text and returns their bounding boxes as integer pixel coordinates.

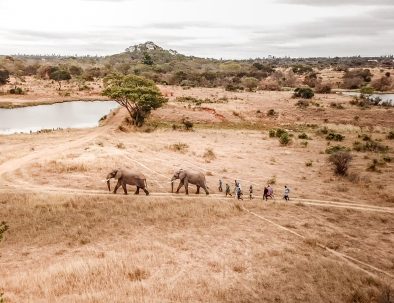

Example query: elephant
[106,169,149,195]
[171,169,209,195]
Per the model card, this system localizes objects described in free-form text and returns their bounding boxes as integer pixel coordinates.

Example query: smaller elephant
[171,169,209,195]
[106,169,149,195]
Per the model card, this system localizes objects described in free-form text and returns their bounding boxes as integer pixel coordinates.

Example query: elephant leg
[143,188,149,196]
[122,182,128,195]
[196,186,200,194]
[202,185,209,195]
[135,186,140,195]
[114,180,121,194]
[184,179,189,195]
[176,181,184,194]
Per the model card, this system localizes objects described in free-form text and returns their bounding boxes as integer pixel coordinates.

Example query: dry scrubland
[0,87,394,302]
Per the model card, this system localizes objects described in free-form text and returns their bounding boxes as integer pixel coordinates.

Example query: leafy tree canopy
[103,74,167,126]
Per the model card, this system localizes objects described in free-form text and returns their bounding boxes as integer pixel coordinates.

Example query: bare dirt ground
[0,87,393,302]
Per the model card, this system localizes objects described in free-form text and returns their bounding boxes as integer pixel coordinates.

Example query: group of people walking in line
[218,179,290,201]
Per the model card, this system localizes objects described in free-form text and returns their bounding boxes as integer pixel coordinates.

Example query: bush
[353,141,389,153]
[9,87,24,95]
[326,133,345,141]
[267,109,276,116]
[293,87,314,99]
[315,82,332,94]
[329,152,352,176]
[0,221,8,242]
[295,99,310,108]
[182,118,193,130]
[325,145,349,154]
[360,86,374,94]
[298,133,309,139]
[0,69,10,85]
[330,102,344,109]
[279,132,291,145]
[203,148,216,162]
[168,143,189,153]
[241,77,259,91]
[305,160,313,167]
[387,131,394,140]
[269,129,276,138]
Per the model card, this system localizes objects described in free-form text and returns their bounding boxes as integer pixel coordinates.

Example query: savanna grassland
[1,43,394,302]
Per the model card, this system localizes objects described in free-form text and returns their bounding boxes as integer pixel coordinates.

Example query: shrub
[273,128,285,138]
[295,99,310,108]
[116,142,126,149]
[326,133,345,141]
[267,109,276,116]
[181,118,193,130]
[353,141,389,153]
[315,82,332,94]
[305,160,313,167]
[329,152,352,176]
[325,145,349,154]
[330,102,344,109]
[300,141,308,147]
[293,87,314,99]
[0,69,10,85]
[387,131,394,140]
[0,221,9,242]
[342,69,372,89]
[9,87,24,94]
[360,86,374,94]
[269,129,276,138]
[279,132,291,145]
[298,133,309,139]
[241,77,259,91]
[203,148,216,161]
[367,159,385,172]
[168,143,189,153]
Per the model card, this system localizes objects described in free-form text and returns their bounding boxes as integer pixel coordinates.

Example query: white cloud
[0,0,392,58]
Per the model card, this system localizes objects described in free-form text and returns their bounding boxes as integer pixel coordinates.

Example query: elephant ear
[115,170,122,179]
[179,170,186,180]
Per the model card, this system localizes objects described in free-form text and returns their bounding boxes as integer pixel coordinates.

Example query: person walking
[225,183,232,197]
[218,179,223,192]
[249,185,253,200]
[267,184,273,199]
[263,186,268,201]
[236,186,243,200]
[283,185,290,201]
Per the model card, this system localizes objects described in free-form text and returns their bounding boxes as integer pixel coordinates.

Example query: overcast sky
[0,0,393,58]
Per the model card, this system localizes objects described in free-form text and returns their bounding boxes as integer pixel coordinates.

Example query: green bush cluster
[293,87,314,99]
[326,133,345,141]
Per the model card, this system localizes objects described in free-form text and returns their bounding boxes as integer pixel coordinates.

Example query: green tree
[103,74,168,126]
[0,69,10,85]
[242,77,259,91]
[143,52,154,65]
[49,70,71,90]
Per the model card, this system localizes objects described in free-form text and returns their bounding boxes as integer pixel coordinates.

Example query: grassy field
[0,87,393,302]
[0,192,393,302]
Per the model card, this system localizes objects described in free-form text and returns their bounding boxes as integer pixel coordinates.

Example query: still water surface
[0,101,118,135]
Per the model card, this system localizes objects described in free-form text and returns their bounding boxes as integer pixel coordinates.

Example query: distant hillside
[1,42,393,91]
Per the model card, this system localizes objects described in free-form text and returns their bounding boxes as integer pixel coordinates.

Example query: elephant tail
[144,179,148,189]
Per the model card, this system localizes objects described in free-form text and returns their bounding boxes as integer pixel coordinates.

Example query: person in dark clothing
[225,183,232,197]
[218,179,223,192]
[283,185,290,201]
[249,185,253,200]
[263,186,268,201]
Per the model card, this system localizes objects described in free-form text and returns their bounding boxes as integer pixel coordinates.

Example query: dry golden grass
[1,86,394,302]
[0,192,393,302]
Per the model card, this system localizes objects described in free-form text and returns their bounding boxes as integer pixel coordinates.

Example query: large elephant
[171,169,209,195]
[106,169,149,195]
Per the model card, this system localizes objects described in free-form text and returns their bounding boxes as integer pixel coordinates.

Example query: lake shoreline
[0,95,111,109]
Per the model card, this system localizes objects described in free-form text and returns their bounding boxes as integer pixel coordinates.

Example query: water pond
[0,101,119,135]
